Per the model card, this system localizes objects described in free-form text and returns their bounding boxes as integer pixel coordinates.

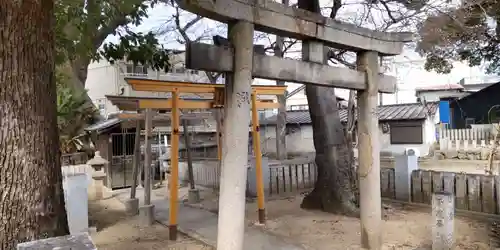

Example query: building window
[389,121,423,144]
[126,64,148,76]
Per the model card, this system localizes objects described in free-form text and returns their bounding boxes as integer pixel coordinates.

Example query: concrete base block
[139,204,155,226]
[188,189,201,203]
[124,198,139,216]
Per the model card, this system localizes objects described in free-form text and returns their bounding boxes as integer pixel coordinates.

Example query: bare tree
[155,0,441,214]
[295,0,439,214]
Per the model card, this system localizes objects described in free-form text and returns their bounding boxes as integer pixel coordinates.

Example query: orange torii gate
[120,78,286,239]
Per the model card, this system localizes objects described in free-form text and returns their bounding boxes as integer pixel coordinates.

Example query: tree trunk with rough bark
[298,0,358,215]
[0,1,69,248]
[300,85,359,215]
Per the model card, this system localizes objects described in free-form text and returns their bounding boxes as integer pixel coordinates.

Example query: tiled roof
[261,102,438,125]
[84,117,121,132]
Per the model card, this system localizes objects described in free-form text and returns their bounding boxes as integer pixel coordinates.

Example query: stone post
[61,170,90,235]
[455,140,460,151]
[274,0,288,160]
[394,150,418,201]
[216,21,254,250]
[356,51,382,249]
[247,157,270,197]
[463,140,469,151]
[140,108,155,226]
[17,233,96,250]
[86,151,109,200]
[439,138,447,151]
[446,140,452,151]
[183,120,200,203]
[432,191,454,250]
[125,118,141,215]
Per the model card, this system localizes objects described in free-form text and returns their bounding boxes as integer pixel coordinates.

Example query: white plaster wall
[262,118,438,157]
[85,57,216,117]
[286,89,308,108]
[86,61,121,116]
[261,126,315,155]
[379,119,435,156]
[416,90,465,102]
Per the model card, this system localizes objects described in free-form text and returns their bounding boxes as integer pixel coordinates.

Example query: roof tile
[261,102,438,125]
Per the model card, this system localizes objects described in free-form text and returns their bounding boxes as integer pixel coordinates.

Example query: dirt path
[246,196,491,250]
[89,197,211,250]
[186,189,491,249]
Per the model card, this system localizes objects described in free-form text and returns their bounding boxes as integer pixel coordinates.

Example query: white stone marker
[439,139,447,151]
[463,140,469,151]
[481,140,486,147]
[455,140,460,151]
[432,191,454,250]
[447,140,454,151]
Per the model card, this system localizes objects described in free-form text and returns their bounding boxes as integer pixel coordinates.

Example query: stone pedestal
[394,153,418,201]
[139,204,155,226]
[125,198,139,216]
[188,188,201,203]
[432,191,454,250]
[17,233,96,250]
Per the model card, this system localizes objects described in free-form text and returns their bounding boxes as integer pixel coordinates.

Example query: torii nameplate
[175,0,414,56]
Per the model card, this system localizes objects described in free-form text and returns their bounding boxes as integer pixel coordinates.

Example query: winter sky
[106,0,500,104]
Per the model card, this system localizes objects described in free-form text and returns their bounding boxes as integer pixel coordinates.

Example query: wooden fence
[439,127,492,142]
[268,161,316,196]
[190,157,500,215]
[190,158,317,196]
[381,168,500,215]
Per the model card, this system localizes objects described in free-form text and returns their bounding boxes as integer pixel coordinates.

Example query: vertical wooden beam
[216,21,254,250]
[144,109,153,206]
[169,90,180,240]
[356,51,382,249]
[251,91,266,224]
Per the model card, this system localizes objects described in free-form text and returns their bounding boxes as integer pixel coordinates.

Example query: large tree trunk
[0,1,69,248]
[298,0,358,215]
[300,86,359,215]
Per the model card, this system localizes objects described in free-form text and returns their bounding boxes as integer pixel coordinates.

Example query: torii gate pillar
[216,21,254,250]
[356,51,382,249]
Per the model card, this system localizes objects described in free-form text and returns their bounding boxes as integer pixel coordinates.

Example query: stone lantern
[86,151,108,200]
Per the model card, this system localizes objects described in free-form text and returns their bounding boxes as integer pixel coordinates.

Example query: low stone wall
[434,148,500,161]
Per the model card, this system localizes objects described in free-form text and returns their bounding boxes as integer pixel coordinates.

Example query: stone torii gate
[176,0,413,249]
